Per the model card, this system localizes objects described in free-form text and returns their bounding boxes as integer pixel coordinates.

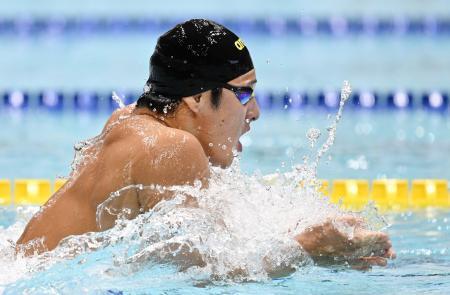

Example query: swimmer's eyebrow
[231,79,257,88]
[247,79,257,87]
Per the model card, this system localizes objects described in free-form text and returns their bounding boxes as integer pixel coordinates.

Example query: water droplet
[306,128,321,148]
[340,80,352,102]
[193,180,202,189]
[221,145,227,150]
[111,91,126,109]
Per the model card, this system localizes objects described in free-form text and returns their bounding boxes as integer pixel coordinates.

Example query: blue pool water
[1,35,450,92]
[1,0,450,19]
[1,108,450,179]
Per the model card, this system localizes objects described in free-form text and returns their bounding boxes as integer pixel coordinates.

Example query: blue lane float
[1,17,450,37]
[38,91,64,110]
[353,91,379,109]
[1,90,450,112]
[254,91,274,109]
[3,91,29,109]
[318,91,340,109]
[108,91,137,110]
[387,91,414,109]
[422,91,449,111]
[74,92,99,111]
[282,92,309,110]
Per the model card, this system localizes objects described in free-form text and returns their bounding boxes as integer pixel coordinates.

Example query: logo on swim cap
[234,38,246,50]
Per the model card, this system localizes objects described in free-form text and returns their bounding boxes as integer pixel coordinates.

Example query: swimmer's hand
[294,216,396,270]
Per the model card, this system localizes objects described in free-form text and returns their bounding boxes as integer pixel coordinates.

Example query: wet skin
[16,69,395,270]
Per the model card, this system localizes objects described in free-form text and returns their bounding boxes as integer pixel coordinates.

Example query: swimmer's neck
[132,105,193,132]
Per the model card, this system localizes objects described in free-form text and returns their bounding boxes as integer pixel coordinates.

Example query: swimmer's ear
[182,94,202,114]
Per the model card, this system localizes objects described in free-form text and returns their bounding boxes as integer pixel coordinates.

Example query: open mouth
[237,140,243,152]
[236,127,250,153]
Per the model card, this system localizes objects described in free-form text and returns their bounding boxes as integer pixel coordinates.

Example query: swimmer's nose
[245,97,260,123]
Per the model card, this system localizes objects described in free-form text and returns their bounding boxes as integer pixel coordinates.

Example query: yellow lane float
[0,178,447,209]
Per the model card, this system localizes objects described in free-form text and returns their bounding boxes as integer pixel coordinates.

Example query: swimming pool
[1,1,450,294]
[1,105,449,293]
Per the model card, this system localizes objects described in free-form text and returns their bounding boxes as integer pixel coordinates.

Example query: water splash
[290,80,352,194]
[70,110,133,177]
[111,91,126,109]
[306,128,321,148]
[49,161,341,281]
[70,134,104,177]
[311,80,352,174]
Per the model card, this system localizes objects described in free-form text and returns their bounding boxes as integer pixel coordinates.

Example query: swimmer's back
[16,105,209,255]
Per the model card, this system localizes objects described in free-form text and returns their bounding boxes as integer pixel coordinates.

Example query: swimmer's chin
[208,152,240,169]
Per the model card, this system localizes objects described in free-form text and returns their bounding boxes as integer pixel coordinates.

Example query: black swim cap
[139,19,254,105]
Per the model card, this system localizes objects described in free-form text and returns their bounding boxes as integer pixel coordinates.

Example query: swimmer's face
[190,69,260,168]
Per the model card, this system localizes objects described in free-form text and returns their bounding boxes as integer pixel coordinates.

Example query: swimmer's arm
[293,216,396,269]
[133,241,298,279]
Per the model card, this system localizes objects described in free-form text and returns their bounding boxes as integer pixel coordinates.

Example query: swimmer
[16,19,395,269]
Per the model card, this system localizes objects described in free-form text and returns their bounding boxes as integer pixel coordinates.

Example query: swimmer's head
[136,18,254,114]
[137,19,259,167]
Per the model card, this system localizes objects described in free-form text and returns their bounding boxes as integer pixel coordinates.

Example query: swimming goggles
[221,83,255,105]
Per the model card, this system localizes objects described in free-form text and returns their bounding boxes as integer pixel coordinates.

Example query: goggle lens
[223,83,255,105]
[235,89,254,105]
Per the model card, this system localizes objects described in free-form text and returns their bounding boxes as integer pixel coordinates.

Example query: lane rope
[0,178,448,210]
[1,17,450,37]
[1,90,449,111]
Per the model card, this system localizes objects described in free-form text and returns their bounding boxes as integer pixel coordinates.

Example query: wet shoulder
[134,121,207,165]
[106,112,206,161]
[102,108,162,147]
[124,119,209,186]
[103,104,136,132]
